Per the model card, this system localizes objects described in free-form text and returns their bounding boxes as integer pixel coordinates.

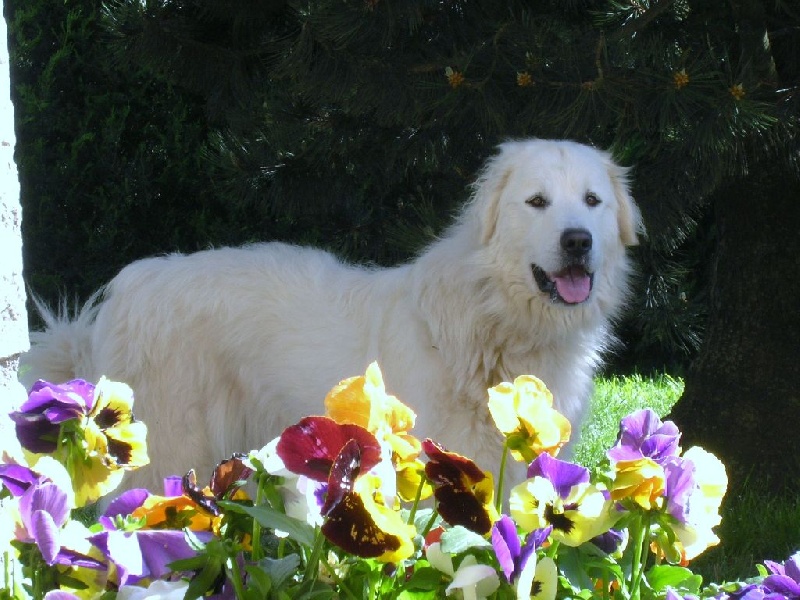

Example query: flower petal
[137,530,210,580]
[104,422,150,469]
[21,379,94,415]
[447,561,500,597]
[531,556,558,600]
[20,480,71,533]
[321,484,415,562]
[0,463,39,496]
[424,439,498,535]
[526,453,589,499]
[492,515,521,582]
[608,409,681,464]
[426,542,454,576]
[102,488,151,523]
[30,509,60,564]
[277,416,381,482]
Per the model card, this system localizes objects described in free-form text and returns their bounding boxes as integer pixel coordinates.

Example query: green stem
[250,473,266,561]
[495,441,510,512]
[2,549,9,597]
[406,471,427,525]
[419,502,440,539]
[228,551,247,600]
[628,513,652,600]
[318,559,360,600]
[303,528,326,584]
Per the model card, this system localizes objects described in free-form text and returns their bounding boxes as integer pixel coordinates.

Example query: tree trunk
[1,0,29,458]
[669,163,800,494]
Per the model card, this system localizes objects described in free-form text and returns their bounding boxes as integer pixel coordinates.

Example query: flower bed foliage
[1,364,798,599]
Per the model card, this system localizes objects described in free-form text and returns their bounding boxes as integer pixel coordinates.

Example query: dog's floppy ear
[607,161,645,246]
[471,156,513,245]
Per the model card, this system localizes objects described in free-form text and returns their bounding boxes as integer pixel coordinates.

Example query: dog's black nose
[561,228,592,258]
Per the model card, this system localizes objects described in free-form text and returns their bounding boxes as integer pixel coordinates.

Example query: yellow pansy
[610,457,666,511]
[488,375,571,462]
[325,362,430,499]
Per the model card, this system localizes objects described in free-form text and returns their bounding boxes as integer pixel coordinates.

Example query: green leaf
[256,554,303,589]
[439,526,491,554]
[404,566,445,591]
[397,590,440,600]
[646,564,702,594]
[243,564,272,595]
[219,500,316,547]
[184,556,224,600]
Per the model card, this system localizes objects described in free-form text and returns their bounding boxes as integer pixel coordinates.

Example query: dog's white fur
[21,139,643,490]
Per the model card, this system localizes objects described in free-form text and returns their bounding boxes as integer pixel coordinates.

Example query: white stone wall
[1,0,29,457]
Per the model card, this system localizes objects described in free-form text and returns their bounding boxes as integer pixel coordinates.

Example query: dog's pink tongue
[553,268,591,304]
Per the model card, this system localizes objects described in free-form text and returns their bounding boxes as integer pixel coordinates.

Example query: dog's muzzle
[532,228,594,305]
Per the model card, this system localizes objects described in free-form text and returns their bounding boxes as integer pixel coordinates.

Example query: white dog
[21,139,643,491]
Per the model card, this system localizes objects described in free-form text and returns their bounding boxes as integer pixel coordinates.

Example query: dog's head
[470,139,644,307]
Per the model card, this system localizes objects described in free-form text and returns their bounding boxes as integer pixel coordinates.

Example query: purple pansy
[607,408,681,465]
[1,463,103,569]
[663,456,696,523]
[19,479,71,564]
[89,528,207,586]
[0,463,41,495]
[710,552,800,600]
[89,477,214,586]
[526,452,590,498]
[491,515,551,584]
[10,380,95,453]
[763,551,800,598]
[590,528,626,554]
[97,488,152,530]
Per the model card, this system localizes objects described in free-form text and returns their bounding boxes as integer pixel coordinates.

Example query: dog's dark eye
[526,195,548,208]
[585,192,601,207]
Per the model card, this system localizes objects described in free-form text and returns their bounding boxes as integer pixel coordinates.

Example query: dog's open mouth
[532,264,594,304]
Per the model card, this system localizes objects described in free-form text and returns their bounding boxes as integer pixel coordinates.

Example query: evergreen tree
[4,0,276,317]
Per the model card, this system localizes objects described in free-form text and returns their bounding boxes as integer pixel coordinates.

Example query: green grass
[573,373,684,468]
[575,374,800,585]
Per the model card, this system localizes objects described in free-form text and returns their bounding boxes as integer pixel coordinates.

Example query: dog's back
[22,242,419,490]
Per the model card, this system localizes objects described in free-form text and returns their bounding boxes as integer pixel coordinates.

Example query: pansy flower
[509,453,618,546]
[607,409,681,465]
[609,457,666,511]
[487,375,571,463]
[181,454,253,517]
[320,439,416,563]
[423,439,499,535]
[88,527,210,587]
[492,517,556,600]
[325,362,431,501]
[763,551,800,597]
[277,416,382,482]
[427,541,501,599]
[10,379,95,453]
[0,459,103,570]
[11,378,149,506]
[277,416,415,562]
[90,477,216,586]
[710,555,800,600]
[116,580,190,600]
[658,447,727,561]
[247,438,326,531]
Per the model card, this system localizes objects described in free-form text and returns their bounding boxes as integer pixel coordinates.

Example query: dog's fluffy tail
[18,292,103,390]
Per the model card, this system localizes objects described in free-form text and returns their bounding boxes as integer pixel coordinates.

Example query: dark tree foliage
[8,0,800,492]
[5,0,277,318]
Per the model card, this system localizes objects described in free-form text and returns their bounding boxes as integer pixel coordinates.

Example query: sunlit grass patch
[574,373,684,468]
